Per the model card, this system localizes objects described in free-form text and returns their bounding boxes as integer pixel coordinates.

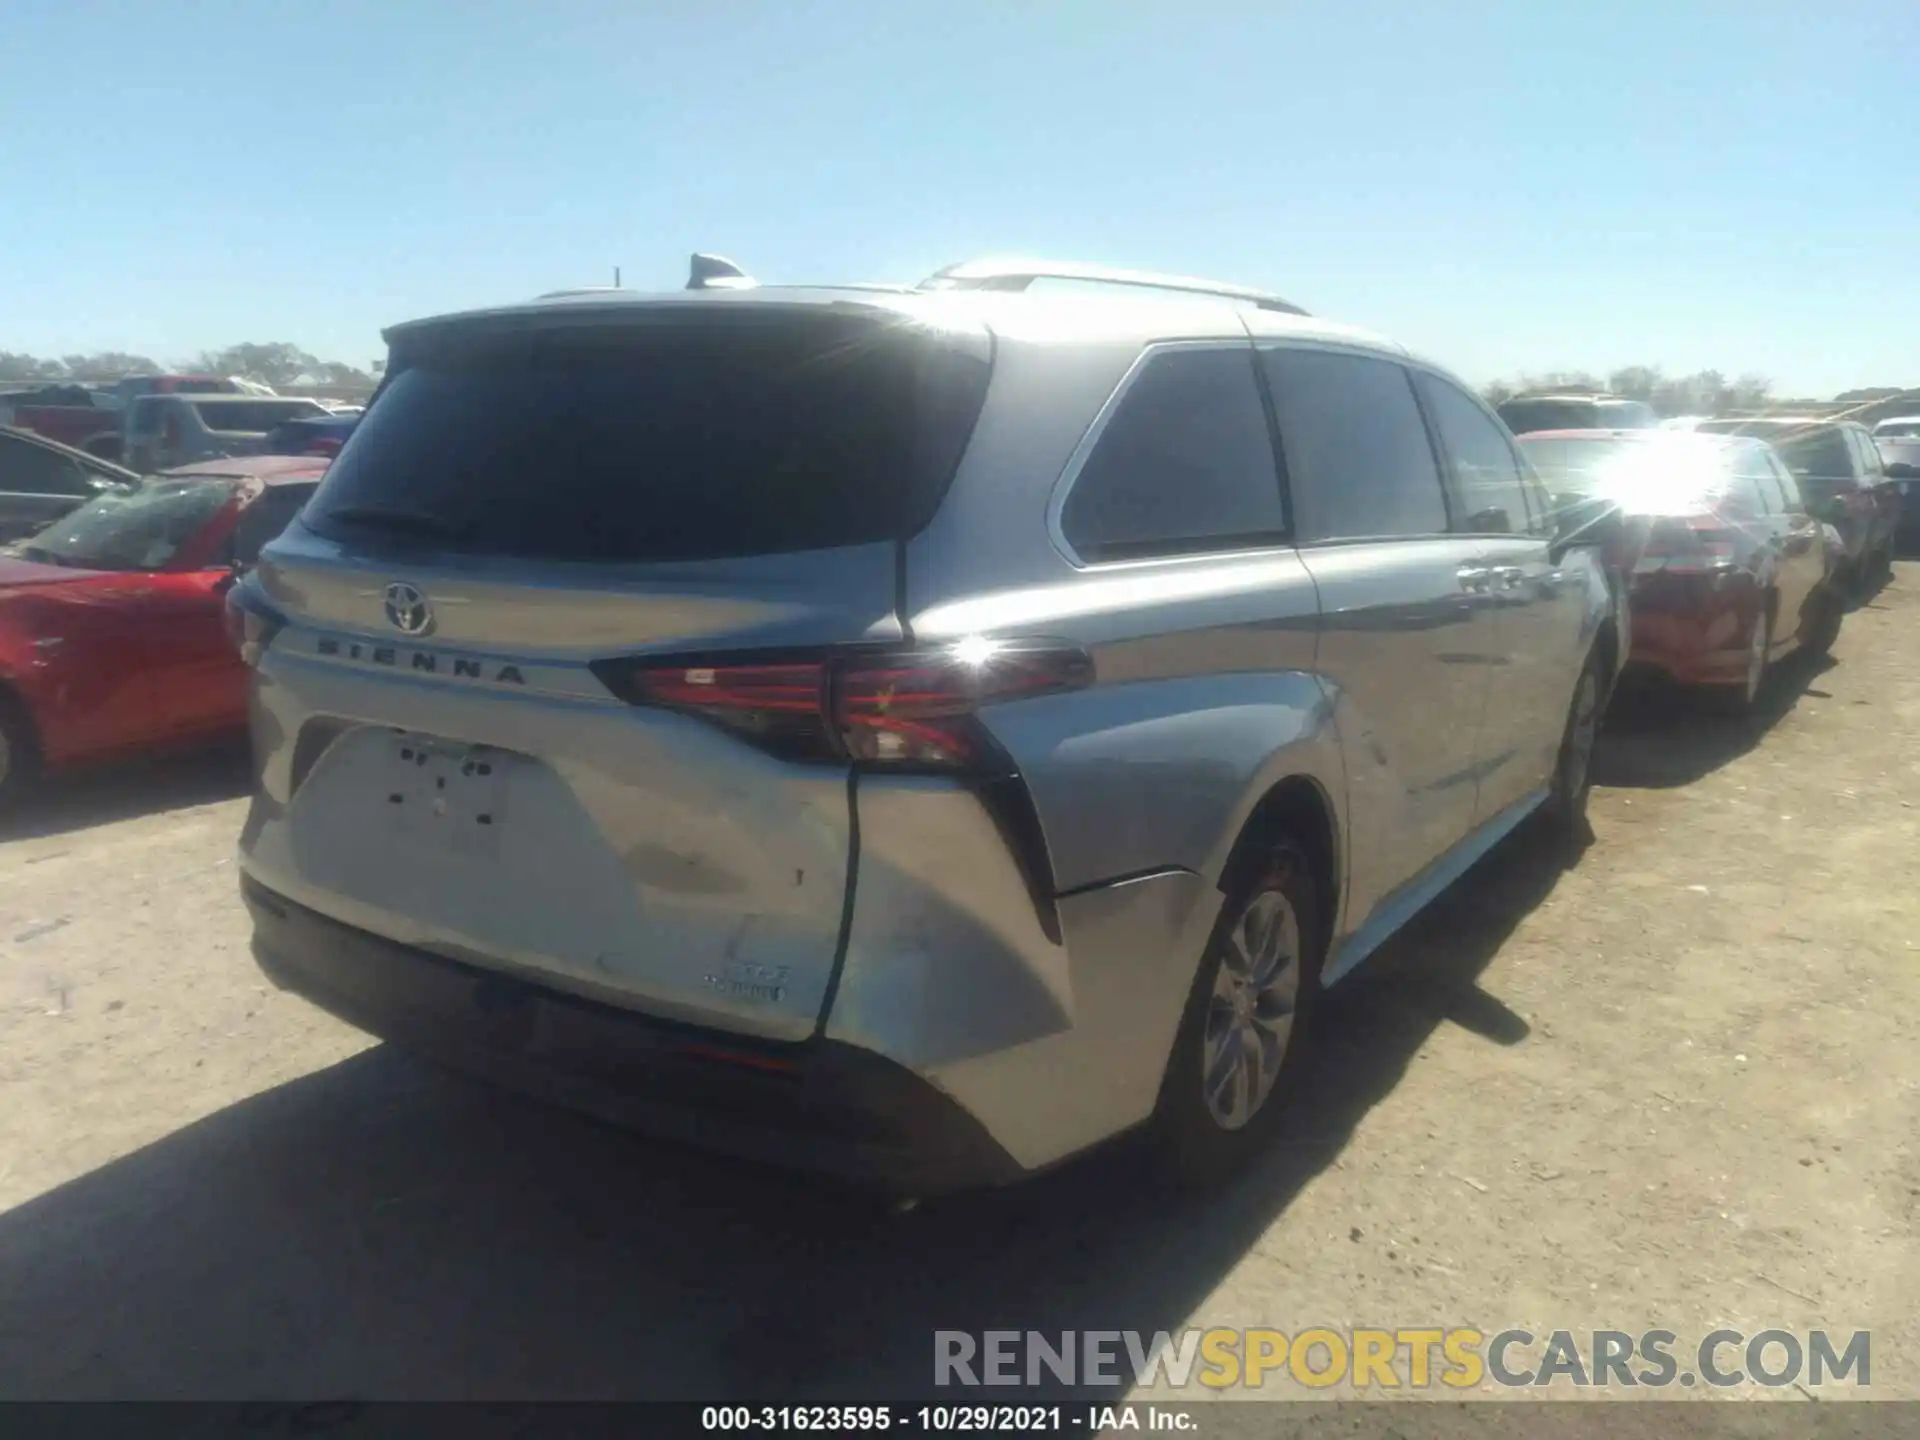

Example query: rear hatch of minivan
[240,297,993,1041]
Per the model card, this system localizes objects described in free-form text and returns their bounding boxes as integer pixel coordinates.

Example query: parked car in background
[1874,417,1920,550]
[230,257,1623,1194]
[1873,416,1920,472]
[0,456,328,803]
[124,394,332,473]
[260,412,360,460]
[0,383,124,454]
[0,426,141,542]
[1497,392,1660,435]
[1519,429,1843,714]
[0,375,239,462]
[1695,417,1897,583]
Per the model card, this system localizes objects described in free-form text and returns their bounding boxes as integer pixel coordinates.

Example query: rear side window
[1495,399,1598,435]
[1417,373,1535,534]
[0,434,93,497]
[1059,347,1283,563]
[1774,428,1855,482]
[306,311,991,563]
[1264,348,1447,541]
[1851,428,1883,479]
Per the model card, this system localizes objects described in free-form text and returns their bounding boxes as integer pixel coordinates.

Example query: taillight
[1635,517,1738,578]
[592,638,1094,771]
[223,575,285,667]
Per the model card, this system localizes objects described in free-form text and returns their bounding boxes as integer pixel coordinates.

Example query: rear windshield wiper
[319,504,473,541]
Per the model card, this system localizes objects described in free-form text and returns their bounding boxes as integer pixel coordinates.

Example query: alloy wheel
[1202,887,1302,1131]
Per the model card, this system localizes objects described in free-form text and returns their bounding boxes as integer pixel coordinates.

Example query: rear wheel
[1704,604,1772,716]
[1152,838,1323,1188]
[1540,651,1605,859]
[1800,583,1844,657]
[0,693,37,808]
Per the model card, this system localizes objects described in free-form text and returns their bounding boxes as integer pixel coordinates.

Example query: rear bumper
[241,873,1027,1194]
[1625,593,1757,688]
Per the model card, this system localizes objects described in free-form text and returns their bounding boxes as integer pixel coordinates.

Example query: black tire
[1539,650,1605,860]
[0,691,38,808]
[1151,838,1324,1188]
[1702,603,1772,717]
[1800,583,1844,657]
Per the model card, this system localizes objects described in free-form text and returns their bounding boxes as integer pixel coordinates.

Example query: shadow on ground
[1591,646,1838,791]
[0,829,1564,1402]
[0,743,249,843]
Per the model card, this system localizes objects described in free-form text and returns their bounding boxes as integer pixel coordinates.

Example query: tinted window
[306,312,992,564]
[229,483,319,565]
[1060,347,1282,562]
[0,435,92,497]
[1419,374,1533,533]
[1851,428,1883,478]
[191,400,328,433]
[1774,428,1857,483]
[1495,399,1600,435]
[1265,350,1445,540]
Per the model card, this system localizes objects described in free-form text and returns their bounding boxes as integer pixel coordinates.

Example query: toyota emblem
[383,582,434,636]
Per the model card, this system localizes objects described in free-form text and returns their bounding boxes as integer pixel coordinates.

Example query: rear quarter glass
[303,309,993,564]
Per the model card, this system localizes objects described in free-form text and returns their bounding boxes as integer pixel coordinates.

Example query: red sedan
[1518,429,1845,713]
[0,456,327,801]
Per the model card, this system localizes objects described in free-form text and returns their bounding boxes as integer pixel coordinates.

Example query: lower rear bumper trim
[241,873,1026,1193]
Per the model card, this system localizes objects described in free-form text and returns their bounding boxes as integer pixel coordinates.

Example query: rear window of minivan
[304,310,993,564]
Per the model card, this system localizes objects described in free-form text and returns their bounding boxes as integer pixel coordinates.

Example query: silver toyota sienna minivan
[230,256,1624,1193]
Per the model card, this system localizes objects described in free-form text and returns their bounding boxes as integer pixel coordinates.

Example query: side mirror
[1550,499,1623,561]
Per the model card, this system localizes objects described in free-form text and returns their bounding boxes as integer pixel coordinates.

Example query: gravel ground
[0,568,1914,1413]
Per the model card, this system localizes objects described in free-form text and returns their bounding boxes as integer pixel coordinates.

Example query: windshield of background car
[1517,434,1742,514]
[191,400,328,432]
[303,310,993,563]
[21,476,231,571]
[1875,420,1920,438]
[1495,399,1600,434]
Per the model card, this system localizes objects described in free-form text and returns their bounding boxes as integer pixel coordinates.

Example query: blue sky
[2,1,1914,396]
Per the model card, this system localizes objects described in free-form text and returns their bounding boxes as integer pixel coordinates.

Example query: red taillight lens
[223,577,285,666]
[593,639,1094,771]
[1635,517,1737,577]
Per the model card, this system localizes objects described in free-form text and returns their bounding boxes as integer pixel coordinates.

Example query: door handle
[1456,566,1491,594]
[1491,565,1525,590]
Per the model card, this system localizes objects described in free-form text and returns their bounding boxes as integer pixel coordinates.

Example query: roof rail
[536,286,624,299]
[917,257,1308,315]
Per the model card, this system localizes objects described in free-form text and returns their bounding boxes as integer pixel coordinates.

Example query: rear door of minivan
[240,299,993,1041]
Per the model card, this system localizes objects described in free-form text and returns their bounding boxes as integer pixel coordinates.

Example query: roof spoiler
[688,253,757,290]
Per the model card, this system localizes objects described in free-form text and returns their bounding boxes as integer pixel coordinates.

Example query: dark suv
[1695,417,1898,583]
[1496,393,1660,436]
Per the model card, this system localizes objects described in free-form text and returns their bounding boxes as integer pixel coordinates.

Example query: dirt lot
[0,569,1915,1411]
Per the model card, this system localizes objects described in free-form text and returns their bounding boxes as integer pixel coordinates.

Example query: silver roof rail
[917,257,1308,315]
[688,253,758,290]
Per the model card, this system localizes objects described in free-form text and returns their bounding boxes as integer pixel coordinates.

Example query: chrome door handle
[1492,565,1525,589]
[1457,566,1491,593]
